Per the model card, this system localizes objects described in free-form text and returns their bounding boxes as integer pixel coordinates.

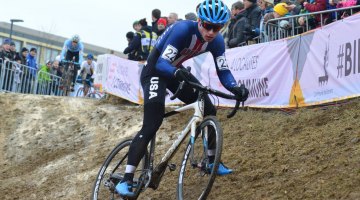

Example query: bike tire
[91,138,149,200]
[76,87,84,97]
[177,116,223,200]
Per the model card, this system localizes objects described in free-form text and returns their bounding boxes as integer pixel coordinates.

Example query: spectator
[10,41,19,61]
[151,9,161,35]
[51,60,63,96]
[0,39,14,90]
[133,21,141,32]
[227,1,248,48]
[167,12,178,26]
[185,12,197,21]
[27,48,38,77]
[133,18,158,61]
[336,0,357,19]
[157,18,167,36]
[18,47,28,65]
[242,0,262,43]
[37,60,52,95]
[255,0,274,41]
[25,47,38,93]
[0,38,13,62]
[303,0,328,27]
[124,31,139,61]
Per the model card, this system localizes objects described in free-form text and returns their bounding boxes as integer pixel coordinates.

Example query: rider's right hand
[231,84,249,102]
[174,68,192,82]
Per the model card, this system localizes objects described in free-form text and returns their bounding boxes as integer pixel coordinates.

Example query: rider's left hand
[231,84,249,102]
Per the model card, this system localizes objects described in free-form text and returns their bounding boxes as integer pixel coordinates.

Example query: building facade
[0,21,125,64]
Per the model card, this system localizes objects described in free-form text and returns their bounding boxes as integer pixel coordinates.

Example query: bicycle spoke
[177,116,223,200]
[92,139,148,200]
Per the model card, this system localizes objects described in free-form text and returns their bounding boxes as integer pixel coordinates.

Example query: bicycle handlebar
[170,79,244,118]
[61,60,80,65]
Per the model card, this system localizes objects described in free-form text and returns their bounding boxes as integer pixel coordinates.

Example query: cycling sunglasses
[200,21,223,32]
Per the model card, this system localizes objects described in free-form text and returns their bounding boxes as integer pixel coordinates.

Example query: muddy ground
[0,92,359,200]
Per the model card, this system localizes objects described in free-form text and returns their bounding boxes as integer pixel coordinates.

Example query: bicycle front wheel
[76,87,84,97]
[91,138,148,200]
[177,116,223,200]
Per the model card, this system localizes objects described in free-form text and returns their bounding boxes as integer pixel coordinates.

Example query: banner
[97,14,360,108]
[298,14,360,106]
[104,55,143,104]
[94,54,109,92]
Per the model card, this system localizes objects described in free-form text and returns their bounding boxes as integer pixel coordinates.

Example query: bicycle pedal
[168,163,176,171]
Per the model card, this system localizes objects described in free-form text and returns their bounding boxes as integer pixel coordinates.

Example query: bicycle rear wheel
[177,116,223,200]
[91,138,149,200]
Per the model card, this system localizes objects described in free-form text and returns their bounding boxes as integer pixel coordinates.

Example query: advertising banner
[105,55,143,104]
[299,14,360,105]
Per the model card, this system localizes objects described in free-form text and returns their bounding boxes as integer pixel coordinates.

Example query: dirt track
[0,92,359,200]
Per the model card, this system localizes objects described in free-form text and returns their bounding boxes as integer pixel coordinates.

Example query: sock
[121,173,134,184]
[208,156,215,163]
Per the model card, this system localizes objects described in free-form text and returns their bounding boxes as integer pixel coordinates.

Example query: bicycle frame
[146,90,206,189]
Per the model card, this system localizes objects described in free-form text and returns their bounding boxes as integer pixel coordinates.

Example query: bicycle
[59,58,80,96]
[76,81,103,99]
[91,79,244,200]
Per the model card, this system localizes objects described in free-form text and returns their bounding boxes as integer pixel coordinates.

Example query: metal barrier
[0,60,63,96]
[263,5,360,42]
[34,70,64,96]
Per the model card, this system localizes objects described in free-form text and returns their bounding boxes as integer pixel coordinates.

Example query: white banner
[104,55,143,104]
[97,14,360,108]
[94,54,109,92]
[226,39,296,107]
[182,39,296,108]
[299,14,360,105]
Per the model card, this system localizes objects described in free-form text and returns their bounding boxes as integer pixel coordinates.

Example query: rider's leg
[84,85,89,96]
[72,52,80,87]
[116,75,167,196]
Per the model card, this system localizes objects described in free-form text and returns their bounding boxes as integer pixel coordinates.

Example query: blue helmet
[87,53,94,60]
[197,0,230,25]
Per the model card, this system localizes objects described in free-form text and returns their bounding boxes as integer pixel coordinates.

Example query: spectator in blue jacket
[26,48,38,77]
[24,47,38,93]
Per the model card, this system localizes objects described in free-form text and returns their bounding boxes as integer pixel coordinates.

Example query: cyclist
[79,54,96,97]
[60,34,84,91]
[116,0,249,197]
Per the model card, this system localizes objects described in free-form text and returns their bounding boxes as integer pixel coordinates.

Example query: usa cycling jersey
[60,39,84,63]
[147,20,237,91]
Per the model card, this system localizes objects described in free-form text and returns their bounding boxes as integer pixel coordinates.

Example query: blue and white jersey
[60,39,84,63]
[151,20,237,90]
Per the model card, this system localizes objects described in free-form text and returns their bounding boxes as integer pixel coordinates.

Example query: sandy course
[0,92,359,200]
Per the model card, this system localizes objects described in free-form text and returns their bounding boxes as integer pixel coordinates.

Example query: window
[12,40,22,52]
[44,47,60,62]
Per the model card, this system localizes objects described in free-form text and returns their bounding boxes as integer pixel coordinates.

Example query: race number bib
[216,56,229,70]
[161,45,178,62]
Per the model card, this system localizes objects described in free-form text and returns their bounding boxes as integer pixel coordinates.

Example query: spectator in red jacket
[303,0,328,26]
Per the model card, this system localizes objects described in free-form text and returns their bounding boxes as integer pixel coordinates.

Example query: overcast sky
[2,0,237,53]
